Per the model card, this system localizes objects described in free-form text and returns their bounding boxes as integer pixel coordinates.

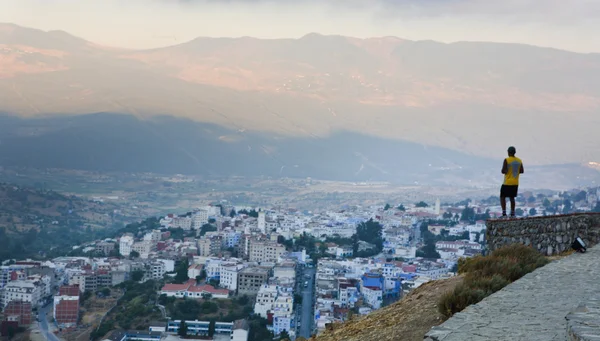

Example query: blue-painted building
[361,273,384,290]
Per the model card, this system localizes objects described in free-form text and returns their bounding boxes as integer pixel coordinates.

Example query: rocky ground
[311,276,464,341]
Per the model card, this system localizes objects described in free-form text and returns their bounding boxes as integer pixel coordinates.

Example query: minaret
[435,198,441,215]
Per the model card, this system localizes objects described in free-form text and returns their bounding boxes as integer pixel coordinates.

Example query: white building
[144,230,162,243]
[157,259,175,272]
[205,259,222,279]
[2,280,41,308]
[197,238,212,257]
[220,263,244,291]
[193,210,209,230]
[119,235,135,257]
[258,211,266,234]
[254,284,278,318]
[149,262,166,280]
[361,286,383,310]
[249,240,286,263]
[187,264,204,280]
[131,241,153,259]
[172,217,193,230]
[231,320,250,341]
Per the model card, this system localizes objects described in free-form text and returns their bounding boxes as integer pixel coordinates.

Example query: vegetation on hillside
[438,244,549,318]
[0,182,145,262]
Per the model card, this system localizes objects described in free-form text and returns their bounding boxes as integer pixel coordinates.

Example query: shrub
[438,244,549,318]
[438,284,487,317]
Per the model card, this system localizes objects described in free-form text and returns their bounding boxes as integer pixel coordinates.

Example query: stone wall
[486,213,600,255]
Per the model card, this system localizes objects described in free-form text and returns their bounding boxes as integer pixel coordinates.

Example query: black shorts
[500,185,519,198]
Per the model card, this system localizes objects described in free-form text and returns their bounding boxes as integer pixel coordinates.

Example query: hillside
[0,182,136,261]
[0,23,600,166]
[309,276,463,341]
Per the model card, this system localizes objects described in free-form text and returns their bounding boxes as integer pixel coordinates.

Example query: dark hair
[507,146,516,154]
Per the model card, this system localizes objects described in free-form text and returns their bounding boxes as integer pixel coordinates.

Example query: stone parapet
[486,213,600,255]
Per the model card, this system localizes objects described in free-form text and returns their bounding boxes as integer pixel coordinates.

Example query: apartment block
[248,240,286,263]
[95,242,115,256]
[119,235,135,257]
[220,263,244,291]
[3,300,32,326]
[237,267,269,296]
[54,295,79,328]
[192,210,209,230]
[2,280,41,308]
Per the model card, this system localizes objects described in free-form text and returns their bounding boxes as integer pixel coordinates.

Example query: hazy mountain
[0,113,494,185]
[1,23,600,168]
[1,113,598,189]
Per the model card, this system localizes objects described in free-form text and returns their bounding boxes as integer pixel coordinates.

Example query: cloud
[1,0,599,52]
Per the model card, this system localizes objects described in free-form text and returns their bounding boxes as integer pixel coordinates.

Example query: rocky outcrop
[486,213,600,255]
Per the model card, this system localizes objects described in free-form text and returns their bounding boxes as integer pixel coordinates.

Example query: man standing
[501,146,524,218]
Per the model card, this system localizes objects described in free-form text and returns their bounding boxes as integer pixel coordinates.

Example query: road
[299,267,316,339]
[38,303,61,341]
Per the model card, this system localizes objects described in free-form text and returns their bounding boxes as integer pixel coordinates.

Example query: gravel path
[425,245,600,341]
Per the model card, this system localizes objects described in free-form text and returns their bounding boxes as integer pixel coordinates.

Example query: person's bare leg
[510,197,516,217]
[501,196,507,216]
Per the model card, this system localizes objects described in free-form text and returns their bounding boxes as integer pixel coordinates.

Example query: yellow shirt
[503,156,523,186]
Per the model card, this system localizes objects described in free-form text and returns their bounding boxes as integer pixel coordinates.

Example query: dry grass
[438,244,549,318]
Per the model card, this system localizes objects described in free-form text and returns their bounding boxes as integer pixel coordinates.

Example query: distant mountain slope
[1,113,598,189]
[1,23,600,165]
[0,113,495,185]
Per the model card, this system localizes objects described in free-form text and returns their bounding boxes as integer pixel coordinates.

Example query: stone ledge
[566,296,600,341]
[486,213,600,255]
[488,213,600,222]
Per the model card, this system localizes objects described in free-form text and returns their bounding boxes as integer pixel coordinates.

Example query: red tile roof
[161,283,192,292]
[187,284,229,295]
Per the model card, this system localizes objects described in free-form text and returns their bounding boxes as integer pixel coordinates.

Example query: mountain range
[0,23,599,186]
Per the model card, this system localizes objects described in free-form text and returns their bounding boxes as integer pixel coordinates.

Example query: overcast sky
[1,0,599,53]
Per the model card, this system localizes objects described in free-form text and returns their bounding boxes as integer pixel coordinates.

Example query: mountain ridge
[1,23,600,166]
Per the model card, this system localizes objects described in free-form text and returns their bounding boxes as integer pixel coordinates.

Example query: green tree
[356,219,383,249]
[542,198,551,207]
[415,201,429,208]
[563,199,573,214]
[100,287,111,297]
[529,208,537,216]
[593,201,600,213]
[131,270,145,282]
[383,203,391,211]
[174,258,190,284]
[416,242,440,259]
[278,330,291,341]
[397,204,406,211]
[200,224,217,236]
[208,320,216,337]
[527,196,536,203]
[294,294,303,306]
[515,208,524,216]
[229,209,236,218]
[178,320,188,337]
[460,205,475,222]
[129,250,140,259]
